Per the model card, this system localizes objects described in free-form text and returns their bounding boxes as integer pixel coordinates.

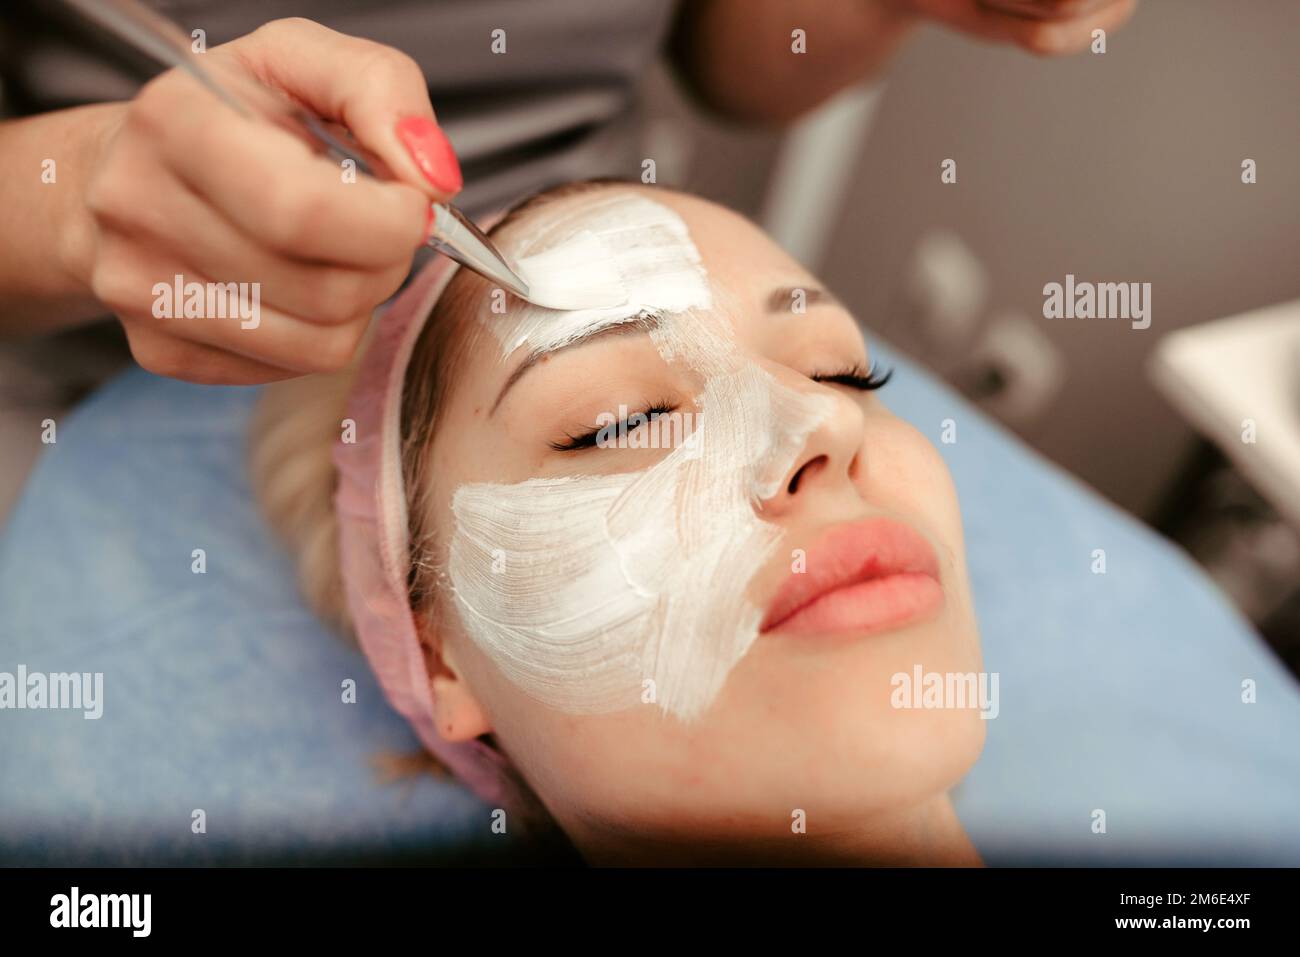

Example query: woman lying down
[250,180,987,866]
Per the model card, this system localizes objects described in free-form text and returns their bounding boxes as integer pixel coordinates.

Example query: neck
[566,792,983,867]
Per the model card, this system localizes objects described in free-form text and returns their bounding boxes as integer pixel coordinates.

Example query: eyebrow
[488,284,841,416]
[489,313,662,416]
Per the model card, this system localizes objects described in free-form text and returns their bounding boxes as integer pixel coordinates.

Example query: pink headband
[332,214,547,834]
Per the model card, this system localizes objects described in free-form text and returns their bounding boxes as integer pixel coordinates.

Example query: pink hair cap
[332,226,548,837]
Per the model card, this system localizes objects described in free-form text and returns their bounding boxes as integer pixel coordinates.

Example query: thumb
[230,17,462,201]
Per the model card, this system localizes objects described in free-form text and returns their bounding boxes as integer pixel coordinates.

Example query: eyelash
[548,401,677,452]
[810,361,894,391]
[548,362,892,453]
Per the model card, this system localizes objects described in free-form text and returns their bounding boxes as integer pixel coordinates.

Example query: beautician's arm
[668,0,1138,125]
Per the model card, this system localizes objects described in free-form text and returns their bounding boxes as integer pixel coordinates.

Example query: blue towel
[2,342,1297,865]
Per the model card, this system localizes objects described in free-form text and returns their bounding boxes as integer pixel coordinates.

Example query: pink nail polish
[396,116,462,194]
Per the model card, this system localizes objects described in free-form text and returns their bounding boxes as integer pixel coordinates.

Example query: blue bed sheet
[2,340,1297,865]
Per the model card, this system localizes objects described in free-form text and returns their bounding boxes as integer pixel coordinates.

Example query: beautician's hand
[670,0,1138,124]
[78,17,460,384]
[894,0,1138,56]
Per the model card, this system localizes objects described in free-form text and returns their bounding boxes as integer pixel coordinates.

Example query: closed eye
[548,362,890,453]
[811,361,893,390]
[549,401,678,452]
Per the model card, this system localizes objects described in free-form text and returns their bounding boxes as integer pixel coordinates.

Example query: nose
[757,386,866,520]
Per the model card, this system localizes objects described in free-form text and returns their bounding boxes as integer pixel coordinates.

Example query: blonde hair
[248,363,357,637]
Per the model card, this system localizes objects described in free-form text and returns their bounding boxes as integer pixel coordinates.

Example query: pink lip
[760,517,944,637]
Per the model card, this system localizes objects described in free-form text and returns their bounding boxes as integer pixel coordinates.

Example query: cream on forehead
[449,192,834,722]
[489,192,713,358]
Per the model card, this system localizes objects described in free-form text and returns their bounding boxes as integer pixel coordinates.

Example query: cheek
[466,677,715,821]
[431,619,628,801]
[864,412,965,553]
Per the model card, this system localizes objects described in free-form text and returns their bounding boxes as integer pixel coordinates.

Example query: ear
[414,613,494,743]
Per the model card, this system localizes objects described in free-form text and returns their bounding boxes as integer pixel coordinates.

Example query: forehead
[644,189,807,295]
[494,186,807,308]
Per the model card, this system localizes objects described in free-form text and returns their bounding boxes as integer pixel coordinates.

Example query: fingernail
[396,116,462,194]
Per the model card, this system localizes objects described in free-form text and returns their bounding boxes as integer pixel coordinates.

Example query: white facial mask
[448,192,833,722]
[499,195,712,358]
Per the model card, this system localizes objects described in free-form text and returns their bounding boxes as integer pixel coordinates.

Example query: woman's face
[422,186,985,859]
